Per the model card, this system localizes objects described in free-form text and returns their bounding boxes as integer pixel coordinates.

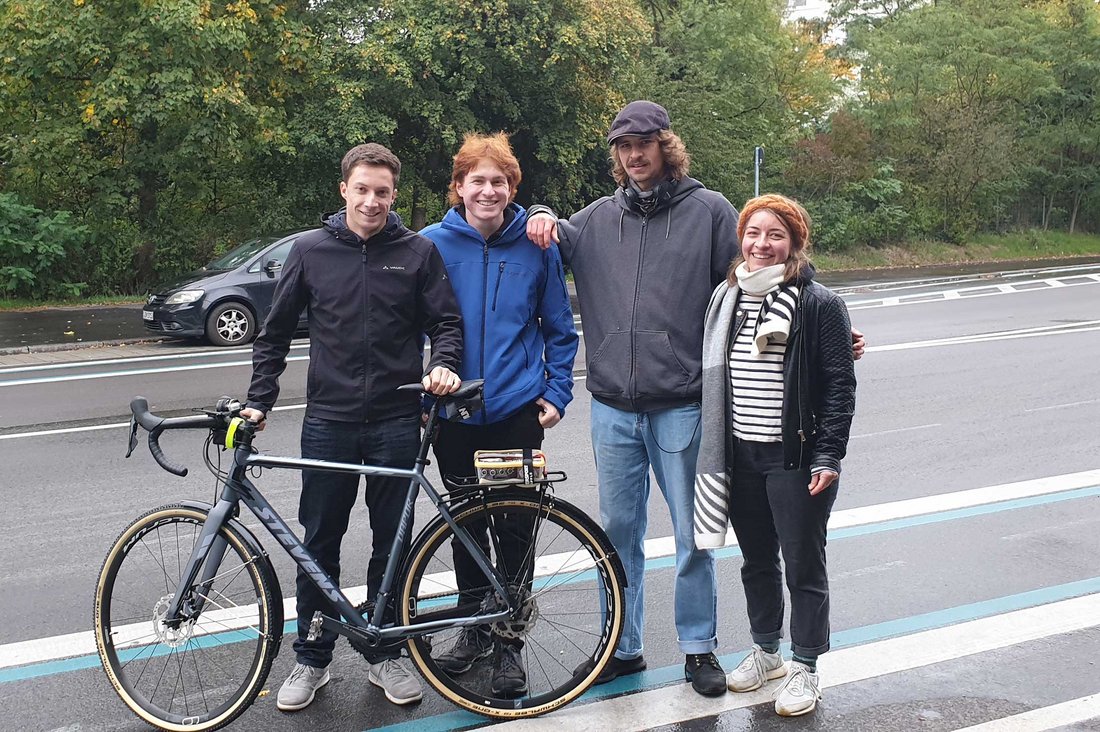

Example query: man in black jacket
[241,143,463,712]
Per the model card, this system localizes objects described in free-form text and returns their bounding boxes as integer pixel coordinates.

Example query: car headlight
[165,289,204,305]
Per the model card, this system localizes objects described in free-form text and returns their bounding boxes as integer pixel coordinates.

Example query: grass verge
[814,230,1100,271]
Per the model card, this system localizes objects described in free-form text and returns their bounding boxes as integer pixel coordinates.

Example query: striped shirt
[729,292,786,442]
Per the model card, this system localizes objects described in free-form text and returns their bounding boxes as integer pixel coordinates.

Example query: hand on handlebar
[241,407,267,431]
[422,366,461,395]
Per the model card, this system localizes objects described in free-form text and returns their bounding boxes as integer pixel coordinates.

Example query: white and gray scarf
[736,262,800,356]
[693,264,800,549]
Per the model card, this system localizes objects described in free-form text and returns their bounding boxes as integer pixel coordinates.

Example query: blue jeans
[293,413,420,668]
[590,400,718,659]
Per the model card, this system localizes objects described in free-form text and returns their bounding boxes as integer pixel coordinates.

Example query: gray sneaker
[276,662,330,711]
[727,645,786,692]
[369,657,423,705]
[774,661,822,716]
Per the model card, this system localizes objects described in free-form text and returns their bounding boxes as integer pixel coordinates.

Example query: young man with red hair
[419,132,578,698]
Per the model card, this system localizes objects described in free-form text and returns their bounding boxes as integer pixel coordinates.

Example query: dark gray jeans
[293,413,420,668]
[728,438,838,657]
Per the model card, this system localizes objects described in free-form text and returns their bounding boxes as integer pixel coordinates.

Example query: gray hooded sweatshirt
[531,176,740,412]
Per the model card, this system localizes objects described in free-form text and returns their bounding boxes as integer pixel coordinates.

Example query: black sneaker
[436,627,493,674]
[491,643,527,697]
[577,654,647,685]
[685,652,726,697]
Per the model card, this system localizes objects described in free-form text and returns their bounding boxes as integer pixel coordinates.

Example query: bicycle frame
[162,401,518,648]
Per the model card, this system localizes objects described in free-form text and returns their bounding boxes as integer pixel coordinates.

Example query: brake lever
[124,416,139,458]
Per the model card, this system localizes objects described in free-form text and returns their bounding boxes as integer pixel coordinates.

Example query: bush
[0,193,89,300]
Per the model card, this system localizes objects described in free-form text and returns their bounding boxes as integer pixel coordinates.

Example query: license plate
[142,310,154,321]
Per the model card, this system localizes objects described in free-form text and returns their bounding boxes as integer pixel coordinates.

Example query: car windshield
[205,237,278,271]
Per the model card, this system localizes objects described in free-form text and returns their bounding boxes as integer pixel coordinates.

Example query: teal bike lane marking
[2,484,1097,702]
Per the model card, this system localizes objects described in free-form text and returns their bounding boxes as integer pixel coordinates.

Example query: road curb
[0,337,169,357]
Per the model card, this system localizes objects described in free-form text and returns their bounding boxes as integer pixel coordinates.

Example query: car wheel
[205,301,256,347]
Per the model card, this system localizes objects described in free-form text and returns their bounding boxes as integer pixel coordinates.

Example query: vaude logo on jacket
[382,265,406,270]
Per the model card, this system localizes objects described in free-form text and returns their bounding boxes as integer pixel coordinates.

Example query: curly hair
[727,194,814,285]
[447,132,522,207]
[609,129,690,187]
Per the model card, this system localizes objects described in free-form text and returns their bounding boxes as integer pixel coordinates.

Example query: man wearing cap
[525,100,736,696]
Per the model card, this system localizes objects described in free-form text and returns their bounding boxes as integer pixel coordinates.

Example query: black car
[142,232,309,347]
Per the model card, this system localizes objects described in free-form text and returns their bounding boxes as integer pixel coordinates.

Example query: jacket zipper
[794,288,806,468]
[491,261,505,311]
[480,243,490,422]
[362,242,370,421]
[628,214,648,406]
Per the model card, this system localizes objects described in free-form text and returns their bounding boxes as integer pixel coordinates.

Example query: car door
[246,237,298,329]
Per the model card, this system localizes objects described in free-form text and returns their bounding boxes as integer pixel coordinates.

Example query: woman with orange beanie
[693,194,856,716]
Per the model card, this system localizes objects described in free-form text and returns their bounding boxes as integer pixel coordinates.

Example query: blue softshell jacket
[421,203,578,425]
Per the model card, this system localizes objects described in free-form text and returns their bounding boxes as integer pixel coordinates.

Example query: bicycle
[94,380,626,731]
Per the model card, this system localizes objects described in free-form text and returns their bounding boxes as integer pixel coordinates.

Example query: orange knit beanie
[737,194,811,250]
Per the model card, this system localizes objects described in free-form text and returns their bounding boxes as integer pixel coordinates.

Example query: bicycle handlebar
[128,397,226,477]
[126,381,484,478]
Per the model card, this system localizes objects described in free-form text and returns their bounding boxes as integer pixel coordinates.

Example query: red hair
[728,194,814,285]
[448,132,522,207]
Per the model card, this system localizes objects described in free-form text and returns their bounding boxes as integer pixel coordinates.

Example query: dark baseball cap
[607,100,671,145]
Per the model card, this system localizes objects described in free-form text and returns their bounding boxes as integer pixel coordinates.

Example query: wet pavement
[0,303,160,354]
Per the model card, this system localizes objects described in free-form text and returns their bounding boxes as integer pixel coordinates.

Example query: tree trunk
[134,119,159,288]
[411,184,426,231]
[1069,190,1081,234]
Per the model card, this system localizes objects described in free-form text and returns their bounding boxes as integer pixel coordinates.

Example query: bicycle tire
[399,490,625,718]
[94,503,282,731]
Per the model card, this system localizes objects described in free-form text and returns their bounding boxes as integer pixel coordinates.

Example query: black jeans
[433,401,545,634]
[293,413,420,668]
[727,438,838,657]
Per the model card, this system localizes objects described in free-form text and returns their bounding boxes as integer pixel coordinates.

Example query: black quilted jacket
[780,275,857,473]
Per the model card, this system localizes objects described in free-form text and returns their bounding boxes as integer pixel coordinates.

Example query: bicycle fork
[162,498,237,627]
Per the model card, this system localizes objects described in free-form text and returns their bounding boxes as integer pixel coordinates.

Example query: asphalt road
[1,262,1099,731]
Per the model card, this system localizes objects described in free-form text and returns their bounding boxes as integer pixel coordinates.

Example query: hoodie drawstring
[618,209,625,243]
[666,207,671,239]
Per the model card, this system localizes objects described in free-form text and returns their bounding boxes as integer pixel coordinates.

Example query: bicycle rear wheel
[94,504,282,731]
[400,490,624,718]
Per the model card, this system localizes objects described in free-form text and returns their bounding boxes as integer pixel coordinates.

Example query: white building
[786,0,831,21]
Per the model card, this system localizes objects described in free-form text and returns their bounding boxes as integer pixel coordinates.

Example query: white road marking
[0,343,309,375]
[1024,398,1099,413]
[867,322,1100,353]
[951,693,1100,731]
[489,593,1100,730]
[2,469,1095,670]
[846,273,1100,310]
[850,423,942,439]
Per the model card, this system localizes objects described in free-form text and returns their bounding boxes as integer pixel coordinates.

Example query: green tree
[346,0,649,226]
[629,0,839,206]
[0,0,317,289]
[848,0,1057,239]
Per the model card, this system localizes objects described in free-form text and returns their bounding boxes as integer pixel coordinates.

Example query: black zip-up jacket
[780,275,856,472]
[727,272,856,472]
[246,210,463,422]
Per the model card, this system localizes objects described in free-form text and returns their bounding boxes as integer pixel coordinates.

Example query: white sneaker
[369,658,423,705]
[276,662,330,711]
[726,645,786,692]
[774,661,822,716]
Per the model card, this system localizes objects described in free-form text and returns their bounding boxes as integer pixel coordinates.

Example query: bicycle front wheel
[400,490,624,718]
[94,504,282,731]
